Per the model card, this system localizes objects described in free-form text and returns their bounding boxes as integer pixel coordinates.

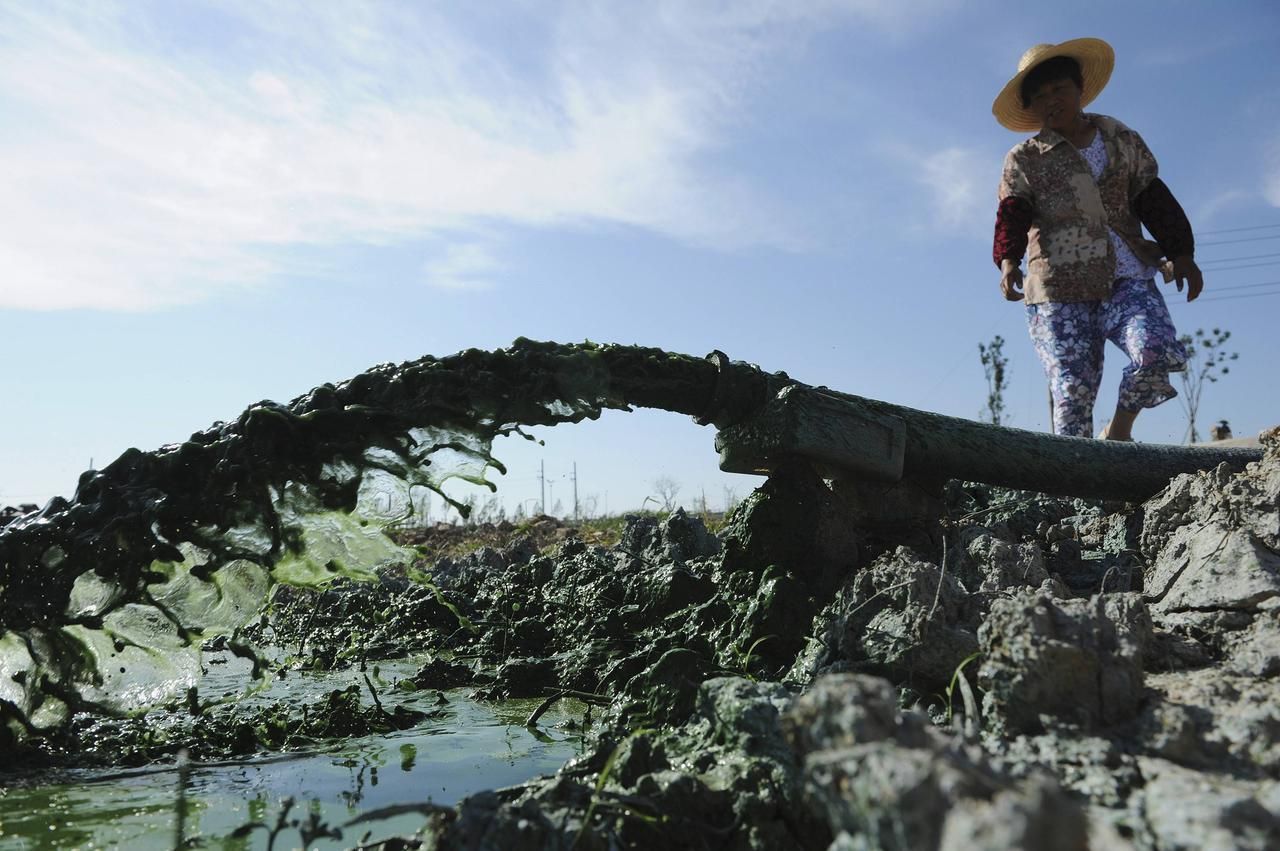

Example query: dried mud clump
[11,415,1279,848]
[405,441,1280,850]
[978,591,1152,733]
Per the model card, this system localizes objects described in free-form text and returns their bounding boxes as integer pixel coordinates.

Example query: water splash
[0,339,758,737]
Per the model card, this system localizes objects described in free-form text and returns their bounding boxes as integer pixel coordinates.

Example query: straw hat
[992,38,1115,132]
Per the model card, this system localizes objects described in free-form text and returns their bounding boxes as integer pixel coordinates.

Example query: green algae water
[0,340,750,737]
[0,685,585,849]
[0,340,765,844]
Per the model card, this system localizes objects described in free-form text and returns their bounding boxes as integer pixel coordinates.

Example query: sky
[2,0,1278,520]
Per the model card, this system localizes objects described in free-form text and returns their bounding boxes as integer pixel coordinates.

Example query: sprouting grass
[572,728,659,849]
[943,651,983,737]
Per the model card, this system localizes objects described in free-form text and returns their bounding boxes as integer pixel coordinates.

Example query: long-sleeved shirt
[992,114,1194,304]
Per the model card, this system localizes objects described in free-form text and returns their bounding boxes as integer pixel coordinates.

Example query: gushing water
[0,339,747,738]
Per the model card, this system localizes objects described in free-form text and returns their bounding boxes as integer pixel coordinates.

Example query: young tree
[978,335,1010,425]
[1178,328,1239,443]
[652,475,681,513]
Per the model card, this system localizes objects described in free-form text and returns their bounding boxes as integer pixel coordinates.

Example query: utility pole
[571,462,579,521]
[539,460,546,516]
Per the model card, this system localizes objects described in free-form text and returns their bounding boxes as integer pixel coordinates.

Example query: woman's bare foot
[1101,408,1139,441]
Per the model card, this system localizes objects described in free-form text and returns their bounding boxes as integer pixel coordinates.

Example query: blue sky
[2,0,1278,518]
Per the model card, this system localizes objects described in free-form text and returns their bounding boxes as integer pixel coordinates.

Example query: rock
[1225,607,1280,677]
[783,673,925,753]
[411,656,474,689]
[719,460,858,596]
[1134,758,1280,851]
[1144,524,1280,616]
[796,548,979,693]
[692,676,794,766]
[978,592,1152,733]
[1141,670,1280,775]
[1141,448,1279,575]
[616,647,711,727]
[617,508,720,567]
[955,528,1050,594]
[937,774,1089,851]
[784,673,1092,851]
[992,733,1141,808]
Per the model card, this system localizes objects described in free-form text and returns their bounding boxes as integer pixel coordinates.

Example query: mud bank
[394,435,1280,849]
[14,436,1268,849]
[2,341,1275,849]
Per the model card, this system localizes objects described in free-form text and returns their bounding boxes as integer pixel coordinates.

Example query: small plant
[1177,327,1239,443]
[978,336,1010,425]
[943,651,982,737]
[731,634,777,680]
[573,728,658,848]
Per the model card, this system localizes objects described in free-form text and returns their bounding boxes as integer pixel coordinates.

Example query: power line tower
[571,462,579,521]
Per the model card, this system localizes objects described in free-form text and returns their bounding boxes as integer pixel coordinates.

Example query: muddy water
[0,340,734,738]
[0,654,587,849]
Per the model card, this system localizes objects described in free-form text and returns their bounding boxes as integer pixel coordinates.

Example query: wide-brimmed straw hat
[992,37,1115,132]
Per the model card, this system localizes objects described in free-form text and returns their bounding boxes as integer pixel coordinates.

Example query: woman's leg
[1100,278,1188,437]
[1101,407,1139,440]
[1027,300,1105,437]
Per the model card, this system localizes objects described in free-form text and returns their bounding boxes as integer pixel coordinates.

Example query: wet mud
[405,439,1280,850]
[1,341,1277,849]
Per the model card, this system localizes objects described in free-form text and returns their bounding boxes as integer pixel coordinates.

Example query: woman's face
[1028,77,1084,133]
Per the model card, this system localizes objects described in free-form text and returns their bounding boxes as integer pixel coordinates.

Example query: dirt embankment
[16,437,1278,849]
[399,435,1280,849]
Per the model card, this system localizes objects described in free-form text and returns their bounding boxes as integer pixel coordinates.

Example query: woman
[991,38,1203,440]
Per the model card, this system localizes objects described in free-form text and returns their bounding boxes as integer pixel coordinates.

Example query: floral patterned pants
[1027,277,1187,438]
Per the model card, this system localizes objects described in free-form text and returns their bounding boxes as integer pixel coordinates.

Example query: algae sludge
[0,339,780,742]
[4,339,1279,849]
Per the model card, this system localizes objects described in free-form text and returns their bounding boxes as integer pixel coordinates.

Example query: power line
[1194,290,1280,303]
[1167,277,1280,305]
[1197,222,1280,236]
[1209,279,1280,293]
[1198,252,1280,266]
[1198,234,1280,247]
[1199,260,1280,273]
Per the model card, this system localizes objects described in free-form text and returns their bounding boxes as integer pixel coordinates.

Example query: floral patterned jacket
[997,114,1167,305]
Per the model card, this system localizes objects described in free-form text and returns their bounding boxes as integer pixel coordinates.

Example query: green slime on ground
[0,339,751,738]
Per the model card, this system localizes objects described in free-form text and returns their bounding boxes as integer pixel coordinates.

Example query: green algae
[0,682,587,850]
[0,340,768,738]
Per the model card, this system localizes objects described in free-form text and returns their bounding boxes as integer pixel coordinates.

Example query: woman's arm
[993,196,1033,266]
[993,195,1032,300]
[1133,178,1202,301]
[1132,177,1193,259]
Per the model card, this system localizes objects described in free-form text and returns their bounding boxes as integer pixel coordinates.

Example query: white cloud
[915,146,992,233]
[0,1,946,310]
[1196,189,1254,225]
[424,243,501,292]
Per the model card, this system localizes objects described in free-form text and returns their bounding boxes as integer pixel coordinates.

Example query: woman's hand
[1171,255,1203,302]
[1000,259,1025,301]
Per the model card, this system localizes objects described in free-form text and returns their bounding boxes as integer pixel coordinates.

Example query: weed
[733,634,777,680]
[572,728,654,849]
[944,651,983,737]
